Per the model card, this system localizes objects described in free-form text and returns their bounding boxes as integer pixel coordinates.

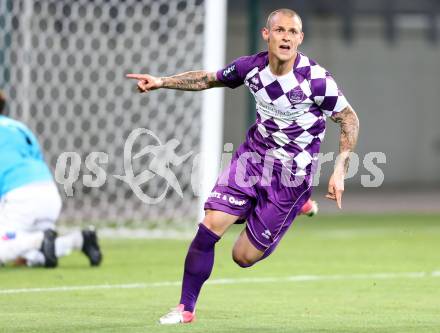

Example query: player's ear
[298,31,304,45]
[262,27,269,42]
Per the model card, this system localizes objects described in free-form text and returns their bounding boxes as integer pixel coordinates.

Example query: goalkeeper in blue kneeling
[0,91,102,268]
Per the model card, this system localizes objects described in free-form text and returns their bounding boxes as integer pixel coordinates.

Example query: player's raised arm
[126,71,224,93]
[326,105,360,209]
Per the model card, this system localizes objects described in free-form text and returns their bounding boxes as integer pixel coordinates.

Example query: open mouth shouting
[279,44,291,53]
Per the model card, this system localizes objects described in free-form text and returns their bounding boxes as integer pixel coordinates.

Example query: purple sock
[179,223,220,312]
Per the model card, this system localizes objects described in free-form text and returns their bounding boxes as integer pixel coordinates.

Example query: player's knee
[232,252,256,268]
[202,219,222,237]
[202,215,217,232]
[202,210,233,236]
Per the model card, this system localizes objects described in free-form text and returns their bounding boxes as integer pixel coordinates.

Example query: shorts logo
[209,191,222,199]
[210,192,247,206]
[261,229,272,240]
[223,65,236,77]
[227,195,246,206]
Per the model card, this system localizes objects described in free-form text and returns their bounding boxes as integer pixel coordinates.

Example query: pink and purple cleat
[159,304,196,325]
[300,199,318,217]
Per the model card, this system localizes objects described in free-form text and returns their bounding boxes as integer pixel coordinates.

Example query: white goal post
[200,0,227,222]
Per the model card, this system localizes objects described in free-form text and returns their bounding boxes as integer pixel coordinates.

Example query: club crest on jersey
[248,75,261,91]
[287,87,306,104]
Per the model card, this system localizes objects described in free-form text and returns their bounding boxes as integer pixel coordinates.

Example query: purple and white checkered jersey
[217,51,349,176]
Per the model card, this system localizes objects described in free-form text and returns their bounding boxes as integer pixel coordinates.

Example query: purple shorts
[204,141,312,252]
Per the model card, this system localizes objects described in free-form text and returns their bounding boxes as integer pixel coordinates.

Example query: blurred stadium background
[0,0,439,231]
[0,1,439,332]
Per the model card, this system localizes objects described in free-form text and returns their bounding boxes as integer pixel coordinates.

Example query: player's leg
[7,181,101,266]
[0,183,56,267]
[0,231,43,264]
[232,178,312,267]
[232,211,300,268]
[55,227,102,266]
[160,142,255,324]
[232,222,293,267]
[228,197,315,267]
[24,229,102,267]
[2,182,61,267]
[24,182,61,267]
[55,231,82,258]
[0,229,57,267]
[232,229,264,267]
[160,209,239,324]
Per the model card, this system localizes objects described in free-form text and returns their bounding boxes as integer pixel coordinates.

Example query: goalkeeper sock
[179,223,220,313]
[55,231,83,257]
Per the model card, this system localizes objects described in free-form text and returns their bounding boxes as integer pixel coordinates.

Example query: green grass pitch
[0,214,439,333]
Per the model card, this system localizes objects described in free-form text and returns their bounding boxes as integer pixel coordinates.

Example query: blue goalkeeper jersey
[0,115,53,197]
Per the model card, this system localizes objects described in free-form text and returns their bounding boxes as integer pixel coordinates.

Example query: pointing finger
[335,189,343,209]
[126,73,148,80]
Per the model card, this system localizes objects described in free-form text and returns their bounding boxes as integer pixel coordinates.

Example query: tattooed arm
[331,105,360,173]
[161,71,225,90]
[126,71,225,92]
[326,105,360,208]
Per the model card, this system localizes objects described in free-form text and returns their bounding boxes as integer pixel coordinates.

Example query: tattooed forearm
[330,106,360,172]
[160,71,224,91]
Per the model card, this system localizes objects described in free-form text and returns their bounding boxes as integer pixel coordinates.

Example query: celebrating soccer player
[127,8,359,324]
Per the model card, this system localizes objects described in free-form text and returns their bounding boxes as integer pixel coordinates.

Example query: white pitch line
[1,271,439,295]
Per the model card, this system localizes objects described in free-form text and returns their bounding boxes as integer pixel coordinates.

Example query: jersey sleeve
[216,56,255,89]
[310,68,349,117]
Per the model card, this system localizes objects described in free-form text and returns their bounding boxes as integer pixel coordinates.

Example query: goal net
[0,0,226,230]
